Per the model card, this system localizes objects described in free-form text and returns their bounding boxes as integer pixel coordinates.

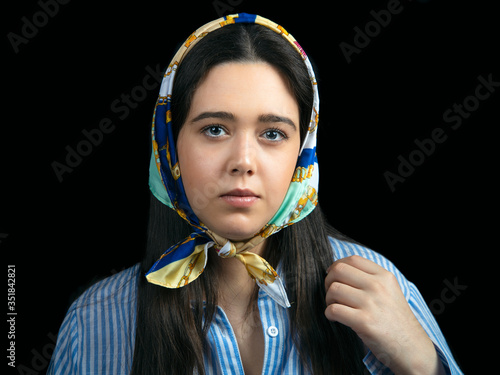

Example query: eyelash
[264,128,288,141]
[200,124,289,142]
[201,124,226,138]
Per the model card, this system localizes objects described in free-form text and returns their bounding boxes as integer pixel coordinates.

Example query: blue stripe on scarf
[232,13,257,23]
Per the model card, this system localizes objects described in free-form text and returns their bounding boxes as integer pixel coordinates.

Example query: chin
[218,230,259,242]
[209,221,264,242]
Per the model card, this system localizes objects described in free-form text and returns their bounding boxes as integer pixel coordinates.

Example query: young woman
[48,13,462,375]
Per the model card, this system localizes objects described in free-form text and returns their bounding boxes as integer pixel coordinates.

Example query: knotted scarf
[147,13,319,308]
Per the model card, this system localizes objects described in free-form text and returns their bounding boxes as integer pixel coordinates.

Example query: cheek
[180,149,209,183]
[263,152,297,201]
[178,143,222,212]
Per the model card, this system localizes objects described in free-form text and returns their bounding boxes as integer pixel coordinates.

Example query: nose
[226,133,256,176]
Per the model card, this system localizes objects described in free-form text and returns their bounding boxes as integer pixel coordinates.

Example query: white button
[267,326,278,337]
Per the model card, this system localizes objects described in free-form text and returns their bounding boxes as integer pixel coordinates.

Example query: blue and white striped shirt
[48,238,463,374]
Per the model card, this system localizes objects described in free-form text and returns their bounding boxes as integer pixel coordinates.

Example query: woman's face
[177,62,301,241]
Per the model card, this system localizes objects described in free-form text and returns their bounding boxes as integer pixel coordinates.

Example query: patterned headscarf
[146,13,319,308]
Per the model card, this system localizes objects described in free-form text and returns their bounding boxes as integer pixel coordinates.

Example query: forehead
[189,62,299,119]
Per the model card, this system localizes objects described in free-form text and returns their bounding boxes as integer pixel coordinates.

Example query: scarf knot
[216,241,237,258]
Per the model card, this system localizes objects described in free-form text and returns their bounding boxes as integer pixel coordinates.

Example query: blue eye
[203,125,226,138]
[263,129,287,141]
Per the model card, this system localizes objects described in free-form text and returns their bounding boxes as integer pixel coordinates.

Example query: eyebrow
[190,111,297,130]
[258,113,297,130]
[190,111,235,123]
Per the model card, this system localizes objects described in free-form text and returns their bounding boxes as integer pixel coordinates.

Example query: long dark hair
[131,23,365,374]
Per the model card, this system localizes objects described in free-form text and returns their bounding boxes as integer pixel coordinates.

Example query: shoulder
[64,263,140,329]
[328,236,400,272]
[48,265,140,374]
[62,263,140,334]
[328,237,412,299]
[70,263,140,310]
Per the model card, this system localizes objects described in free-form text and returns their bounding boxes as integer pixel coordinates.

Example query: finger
[325,281,364,308]
[340,255,386,275]
[325,260,370,290]
[324,302,360,327]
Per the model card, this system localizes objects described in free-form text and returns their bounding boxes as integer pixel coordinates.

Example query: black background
[3,0,498,373]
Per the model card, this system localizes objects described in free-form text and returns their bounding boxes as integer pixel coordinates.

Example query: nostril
[230,167,254,175]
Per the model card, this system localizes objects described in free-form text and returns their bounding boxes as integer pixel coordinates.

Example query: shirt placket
[206,292,286,375]
[207,306,245,375]
[258,289,286,375]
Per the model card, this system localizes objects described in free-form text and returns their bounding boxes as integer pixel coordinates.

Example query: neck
[213,240,266,316]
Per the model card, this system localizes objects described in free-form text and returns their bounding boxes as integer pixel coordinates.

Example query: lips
[221,189,259,197]
[220,189,259,208]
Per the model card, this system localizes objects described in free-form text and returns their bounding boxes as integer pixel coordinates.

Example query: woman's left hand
[324,255,445,375]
